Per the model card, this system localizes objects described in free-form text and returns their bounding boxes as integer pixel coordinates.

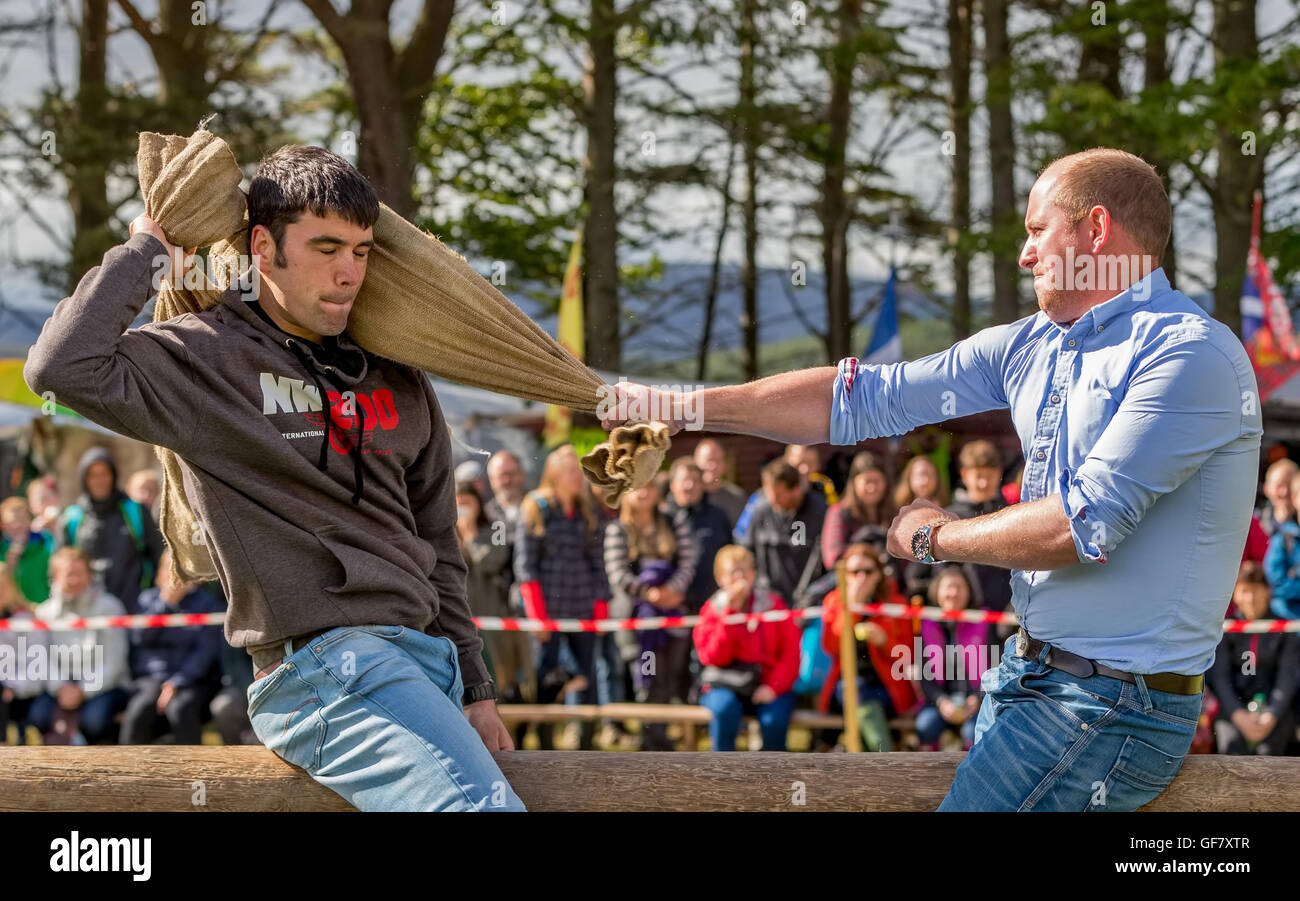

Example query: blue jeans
[700,686,797,751]
[938,635,1201,811]
[29,686,130,743]
[246,625,525,811]
[916,703,978,747]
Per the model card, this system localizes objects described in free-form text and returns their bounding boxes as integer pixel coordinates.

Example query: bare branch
[300,0,350,48]
[113,0,161,53]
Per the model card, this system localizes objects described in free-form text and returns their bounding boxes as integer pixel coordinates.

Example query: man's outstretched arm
[602,367,838,444]
[601,325,1016,445]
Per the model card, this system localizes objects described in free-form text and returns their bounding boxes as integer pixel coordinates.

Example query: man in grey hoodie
[26,145,522,810]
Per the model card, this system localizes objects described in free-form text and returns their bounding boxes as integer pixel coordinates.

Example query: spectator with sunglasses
[818,543,920,751]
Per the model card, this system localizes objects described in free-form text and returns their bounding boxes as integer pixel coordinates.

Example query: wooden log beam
[1,747,1298,811]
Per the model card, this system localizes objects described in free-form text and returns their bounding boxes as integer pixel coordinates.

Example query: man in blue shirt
[601,148,1262,810]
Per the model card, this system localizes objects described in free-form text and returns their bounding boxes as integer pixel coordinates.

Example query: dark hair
[927,563,980,607]
[844,451,895,526]
[762,460,802,491]
[248,145,380,267]
[1237,560,1268,587]
[455,480,491,530]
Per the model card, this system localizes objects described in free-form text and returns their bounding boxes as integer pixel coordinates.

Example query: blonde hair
[522,445,598,538]
[1043,148,1171,261]
[713,544,755,582]
[0,562,20,613]
[1266,458,1298,484]
[49,546,91,577]
[618,481,676,562]
[0,496,30,520]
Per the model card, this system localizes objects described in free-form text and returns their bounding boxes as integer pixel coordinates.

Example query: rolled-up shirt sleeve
[1059,333,1249,565]
[830,322,1015,445]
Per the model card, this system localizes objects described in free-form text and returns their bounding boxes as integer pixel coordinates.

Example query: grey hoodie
[25,233,488,689]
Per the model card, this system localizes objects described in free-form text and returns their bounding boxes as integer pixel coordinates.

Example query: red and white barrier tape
[0,611,226,632]
[0,605,1296,634]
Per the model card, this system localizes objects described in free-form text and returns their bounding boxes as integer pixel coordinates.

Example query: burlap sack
[136,123,666,582]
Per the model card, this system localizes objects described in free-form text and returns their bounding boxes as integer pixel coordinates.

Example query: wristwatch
[462,680,498,705]
[910,522,946,565]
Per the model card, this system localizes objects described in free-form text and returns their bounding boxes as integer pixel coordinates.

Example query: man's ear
[249,224,274,272]
[1087,204,1112,253]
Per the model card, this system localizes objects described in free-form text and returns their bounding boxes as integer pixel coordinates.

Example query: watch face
[911,527,928,561]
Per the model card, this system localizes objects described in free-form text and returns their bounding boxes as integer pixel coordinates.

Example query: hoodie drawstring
[286,339,365,506]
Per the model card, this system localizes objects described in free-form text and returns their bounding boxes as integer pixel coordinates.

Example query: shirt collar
[1063,267,1171,334]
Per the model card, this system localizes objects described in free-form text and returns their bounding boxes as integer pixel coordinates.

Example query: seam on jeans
[326,686,482,810]
[311,639,481,809]
[1020,701,1121,810]
[1120,693,1201,728]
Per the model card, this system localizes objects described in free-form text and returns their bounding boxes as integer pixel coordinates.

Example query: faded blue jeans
[247,625,525,811]
[938,635,1202,811]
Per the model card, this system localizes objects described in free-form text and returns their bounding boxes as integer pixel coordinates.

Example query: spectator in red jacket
[818,543,921,751]
[693,545,800,751]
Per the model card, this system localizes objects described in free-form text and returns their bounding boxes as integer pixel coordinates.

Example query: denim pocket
[1086,734,1185,811]
[247,665,327,772]
[1016,667,1120,730]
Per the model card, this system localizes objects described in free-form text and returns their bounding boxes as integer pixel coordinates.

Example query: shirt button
[1068,339,1077,347]
[1051,394,1060,403]
[1036,451,1046,460]
[1097,325,1105,332]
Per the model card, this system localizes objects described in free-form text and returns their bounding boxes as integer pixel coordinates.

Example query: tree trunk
[67,0,113,292]
[983,0,1018,323]
[1077,0,1123,97]
[822,0,861,361]
[948,0,972,339]
[1210,0,1262,338]
[698,138,739,382]
[301,0,456,221]
[1141,0,1177,286]
[152,0,213,130]
[582,0,620,371]
[740,0,759,381]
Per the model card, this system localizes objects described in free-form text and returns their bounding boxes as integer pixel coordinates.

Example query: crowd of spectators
[1,436,1297,757]
[0,445,251,747]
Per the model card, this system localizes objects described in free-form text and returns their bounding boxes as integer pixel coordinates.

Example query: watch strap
[462,680,498,705]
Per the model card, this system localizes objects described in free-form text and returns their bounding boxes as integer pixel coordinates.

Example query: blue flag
[864,266,902,364]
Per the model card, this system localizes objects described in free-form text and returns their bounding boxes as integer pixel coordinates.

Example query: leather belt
[1015,628,1203,696]
[249,627,332,681]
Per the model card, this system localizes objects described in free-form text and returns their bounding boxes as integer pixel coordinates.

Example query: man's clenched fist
[129,214,196,277]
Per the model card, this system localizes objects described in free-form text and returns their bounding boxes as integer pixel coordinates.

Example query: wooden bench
[3,746,1297,811]
[496,703,915,749]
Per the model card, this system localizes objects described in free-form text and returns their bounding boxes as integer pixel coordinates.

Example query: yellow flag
[543,229,584,447]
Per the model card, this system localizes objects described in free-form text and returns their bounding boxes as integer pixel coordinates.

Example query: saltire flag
[542,228,584,447]
[1241,192,1299,402]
